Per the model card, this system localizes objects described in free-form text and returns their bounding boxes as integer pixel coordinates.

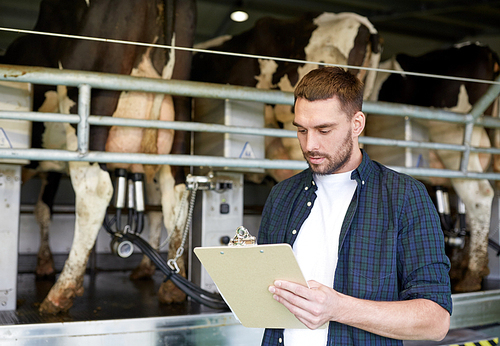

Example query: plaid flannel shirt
[258,150,452,346]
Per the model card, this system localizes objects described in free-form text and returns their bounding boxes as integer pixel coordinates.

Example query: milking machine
[102,169,228,309]
[435,186,467,249]
[435,186,500,255]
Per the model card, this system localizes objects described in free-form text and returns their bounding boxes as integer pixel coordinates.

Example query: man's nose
[305,133,320,152]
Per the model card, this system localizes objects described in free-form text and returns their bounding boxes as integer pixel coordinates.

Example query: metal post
[77,84,91,156]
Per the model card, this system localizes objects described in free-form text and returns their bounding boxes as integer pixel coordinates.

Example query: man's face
[293,97,358,175]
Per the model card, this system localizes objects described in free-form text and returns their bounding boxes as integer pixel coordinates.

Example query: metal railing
[1,63,500,180]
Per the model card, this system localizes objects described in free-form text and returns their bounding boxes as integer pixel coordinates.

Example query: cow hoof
[39,293,74,314]
[157,280,186,304]
[130,263,156,280]
[39,281,84,314]
[35,261,55,280]
[36,250,55,278]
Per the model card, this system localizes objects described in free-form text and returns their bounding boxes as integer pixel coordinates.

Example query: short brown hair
[294,67,364,118]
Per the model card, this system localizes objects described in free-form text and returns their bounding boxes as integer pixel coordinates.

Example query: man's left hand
[269,280,340,329]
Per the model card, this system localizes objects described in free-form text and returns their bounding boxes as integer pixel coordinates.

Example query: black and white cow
[1,0,196,313]
[366,42,500,292]
[192,12,382,182]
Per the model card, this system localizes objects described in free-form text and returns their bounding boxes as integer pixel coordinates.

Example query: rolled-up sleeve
[397,180,452,315]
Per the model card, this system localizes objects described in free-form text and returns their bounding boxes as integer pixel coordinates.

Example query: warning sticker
[448,337,499,346]
[239,142,255,159]
[0,128,13,149]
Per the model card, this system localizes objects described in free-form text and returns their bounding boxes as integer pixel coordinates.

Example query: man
[257,66,452,345]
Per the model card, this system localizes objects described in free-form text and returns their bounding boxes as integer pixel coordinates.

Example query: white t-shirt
[284,171,357,346]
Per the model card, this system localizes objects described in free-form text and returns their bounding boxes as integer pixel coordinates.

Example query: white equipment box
[0,81,32,310]
[191,172,244,293]
[193,98,265,173]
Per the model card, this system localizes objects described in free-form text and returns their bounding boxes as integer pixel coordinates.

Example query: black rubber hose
[121,233,228,309]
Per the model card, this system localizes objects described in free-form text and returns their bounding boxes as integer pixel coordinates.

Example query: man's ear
[352,111,366,137]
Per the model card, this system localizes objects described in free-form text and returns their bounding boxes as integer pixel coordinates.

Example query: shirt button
[305,186,309,191]
[279,338,283,343]
[312,181,315,185]
[292,229,297,235]
[362,180,365,185]
[307,201,312,207]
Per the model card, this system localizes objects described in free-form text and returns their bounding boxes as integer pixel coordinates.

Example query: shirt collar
[302,149,374,189]
[350,149,373,186]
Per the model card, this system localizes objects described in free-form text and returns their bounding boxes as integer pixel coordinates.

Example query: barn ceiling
[1,0,500,61]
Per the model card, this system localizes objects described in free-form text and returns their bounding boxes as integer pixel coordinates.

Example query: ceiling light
[230,10,249,22]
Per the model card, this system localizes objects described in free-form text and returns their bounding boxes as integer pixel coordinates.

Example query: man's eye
[320,130,330,134]
[298,129,307,134]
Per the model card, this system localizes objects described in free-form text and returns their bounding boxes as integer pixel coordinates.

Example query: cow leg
[451,178,493,292]
[34,172,63,279]
[39,126,113,314]
[429,117,494,292]
[157,165,188,304]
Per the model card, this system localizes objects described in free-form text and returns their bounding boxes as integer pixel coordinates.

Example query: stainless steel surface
[0,313,264,346]
[0,272,498,345]
[0,272,264,345]
[451,288,500,330]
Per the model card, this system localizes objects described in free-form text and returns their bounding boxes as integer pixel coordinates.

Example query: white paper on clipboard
[194,243,327,329]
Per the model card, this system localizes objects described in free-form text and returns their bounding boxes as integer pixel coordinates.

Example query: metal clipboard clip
[228,226,256,246]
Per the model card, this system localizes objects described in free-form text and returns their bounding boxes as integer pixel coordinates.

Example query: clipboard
[194,243,326,329]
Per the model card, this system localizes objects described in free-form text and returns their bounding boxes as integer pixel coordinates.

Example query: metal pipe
[362,101,471,124]
[0,148,309,170]
[0,110,297,138]
[0,110,80,123]
[2,64,500,180]
[77,84,91,155]
[4,108,500,154]
[0,64,293,105]
[469,74,500,121]
[460,123,474,172]
[0,147,499,180]
[4,64,500,129]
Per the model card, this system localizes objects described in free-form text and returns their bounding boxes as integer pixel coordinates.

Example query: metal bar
[362,100,472,124]
[0,110,297,138]
[359,136,466,152]
[388,166,500,180]
[0,64,293,106]
[450,289,500,329]
[77,84,91,155]
[4,109,500,154]
[5,64,500,129]
[0,148,309,170]
[1,147,500,180]
[2,64,500,179]
[0,111,80,123]
[460,122,474,172]
[469,74,500,121]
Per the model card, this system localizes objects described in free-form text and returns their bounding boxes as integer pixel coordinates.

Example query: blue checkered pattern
[258,150,452,346]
